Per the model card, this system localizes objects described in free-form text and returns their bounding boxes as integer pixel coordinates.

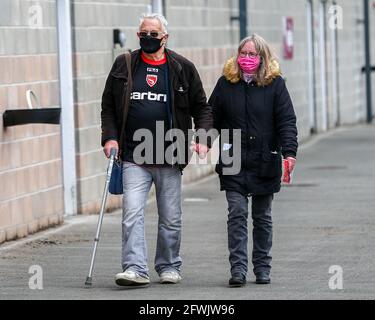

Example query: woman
[209,34,298,287]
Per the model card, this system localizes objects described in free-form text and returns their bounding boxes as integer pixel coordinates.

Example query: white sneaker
[115,270,150,286]
[159,271,182,284]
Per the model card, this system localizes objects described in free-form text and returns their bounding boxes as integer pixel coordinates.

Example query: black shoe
[229,274,246,287]
[255,272,271,284]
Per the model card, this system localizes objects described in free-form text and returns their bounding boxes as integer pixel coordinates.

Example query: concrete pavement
[1,124,375,300]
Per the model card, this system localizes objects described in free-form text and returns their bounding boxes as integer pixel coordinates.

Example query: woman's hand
[190,141,210,159]
[282,157,296,184]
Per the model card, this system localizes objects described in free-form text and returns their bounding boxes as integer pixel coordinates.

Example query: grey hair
[139,13,168,33]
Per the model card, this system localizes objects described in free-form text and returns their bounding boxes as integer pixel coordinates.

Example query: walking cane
[85,148,117,287]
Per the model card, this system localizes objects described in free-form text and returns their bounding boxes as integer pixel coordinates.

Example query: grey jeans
[121,162,182,276]
[225,191,274,277]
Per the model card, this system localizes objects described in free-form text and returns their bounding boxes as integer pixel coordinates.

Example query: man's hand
[103,140,119,159]
[282,157,296,184]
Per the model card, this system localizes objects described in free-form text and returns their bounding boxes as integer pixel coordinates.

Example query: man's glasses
[138,31,165,38]
[239,51,259,58]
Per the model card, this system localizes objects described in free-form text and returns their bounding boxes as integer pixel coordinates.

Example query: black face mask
[140,35,163,54]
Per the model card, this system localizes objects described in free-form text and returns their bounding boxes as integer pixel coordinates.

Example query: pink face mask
[237,55,261,74]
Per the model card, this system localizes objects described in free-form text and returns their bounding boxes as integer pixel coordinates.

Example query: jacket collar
[165,49,182,89]
[131,49,182,70]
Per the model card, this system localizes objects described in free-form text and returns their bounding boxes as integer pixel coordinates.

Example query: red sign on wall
[283,17,294,60]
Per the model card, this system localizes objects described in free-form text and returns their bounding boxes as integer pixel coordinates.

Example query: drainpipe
[307,0,318,133]
[319,0,328,131]
[231,0,248,40]
[330,1,340,127]
[151,0,163,14]
[364,0,373,123]
[239,0,248,40]
[56,0,77,216]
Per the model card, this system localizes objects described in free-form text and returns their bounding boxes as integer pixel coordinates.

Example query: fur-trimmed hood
[223,56,281,86]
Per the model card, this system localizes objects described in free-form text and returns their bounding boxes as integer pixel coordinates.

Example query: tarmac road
[1,124,375,300]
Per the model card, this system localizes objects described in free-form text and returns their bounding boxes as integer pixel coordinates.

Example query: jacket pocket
[258,151,282,178]
[215,160,233,176]
[215,159,242,176]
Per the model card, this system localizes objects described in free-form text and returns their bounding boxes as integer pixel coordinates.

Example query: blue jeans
[121,162,182,276]
[225,191,273,277]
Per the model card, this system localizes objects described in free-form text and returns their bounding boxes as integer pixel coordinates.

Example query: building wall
[71,0,152,215]
[246,0,372,138]
[0,0,374,244]
[0,0,63,244]
[72,0,239,214]
[335,0,366,126]
[373,0,375,110]
[154,0,239,183]
[247,0,312,140]
[369,0,375,122]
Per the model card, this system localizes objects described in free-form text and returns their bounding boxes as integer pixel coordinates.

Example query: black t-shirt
[123,53,172,165]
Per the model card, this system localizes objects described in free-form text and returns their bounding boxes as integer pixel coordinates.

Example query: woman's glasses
[239,51,259,58]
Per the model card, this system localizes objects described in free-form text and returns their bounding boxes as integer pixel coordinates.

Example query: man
[101,13,212,286]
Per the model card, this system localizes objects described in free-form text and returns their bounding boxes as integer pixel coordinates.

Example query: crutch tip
[85,277,92,287]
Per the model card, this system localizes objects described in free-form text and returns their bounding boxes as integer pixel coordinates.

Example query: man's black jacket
[100,48,213,170]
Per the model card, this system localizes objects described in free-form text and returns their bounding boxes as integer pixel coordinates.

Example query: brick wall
[163,0,239,184]
[335,0,366,125]
[0,0,63,244]
[372,0,375,114]
[71,0,152,215]
[247,0,312,140]
[1,0,374,244]
[72,0,239,213]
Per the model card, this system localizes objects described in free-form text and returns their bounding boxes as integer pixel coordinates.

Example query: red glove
[282,157,296,184]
